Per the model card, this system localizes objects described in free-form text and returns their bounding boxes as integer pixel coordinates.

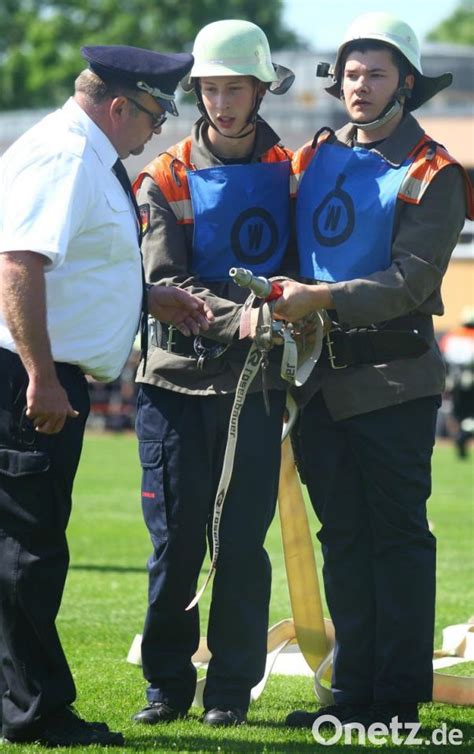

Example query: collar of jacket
[336,113,427,167]
[188,116,285,170]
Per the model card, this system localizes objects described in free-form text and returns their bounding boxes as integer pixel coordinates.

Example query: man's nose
[355,76,369,93]
[216,93,229,110]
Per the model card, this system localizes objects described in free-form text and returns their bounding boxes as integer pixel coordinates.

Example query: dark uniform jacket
[293,113,471,420]
[135,118,294,395]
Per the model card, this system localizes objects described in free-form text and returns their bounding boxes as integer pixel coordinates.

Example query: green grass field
[17,434,474,752]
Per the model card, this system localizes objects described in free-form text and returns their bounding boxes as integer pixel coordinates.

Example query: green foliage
[427,0,474,45]
[0,0,304,111]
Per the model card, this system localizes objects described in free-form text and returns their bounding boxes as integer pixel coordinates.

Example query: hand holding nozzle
[229,267,283,301]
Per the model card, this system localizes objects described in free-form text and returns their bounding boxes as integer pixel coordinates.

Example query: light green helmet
[324,11,452,111]
[339,12,423,73]
[181,19,294,95]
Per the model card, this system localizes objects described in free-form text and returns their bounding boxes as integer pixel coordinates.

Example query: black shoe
[68,706,110,732]
[203,708,246,726]
[132,702,185,724]
[342,702,419,730]
[456,433,468,459]
[285,703,369,729]
[2,706,124,747]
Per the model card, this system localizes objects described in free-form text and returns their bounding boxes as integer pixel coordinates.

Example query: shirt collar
[62,97,119,171]
[190,116,284,169]
[337,113,426,166]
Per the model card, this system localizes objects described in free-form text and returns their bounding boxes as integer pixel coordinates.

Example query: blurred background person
[439,308,474,458]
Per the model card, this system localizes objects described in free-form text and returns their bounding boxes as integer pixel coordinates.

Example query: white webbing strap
[186,303,324,609]
[186,342,263,610]
[279,311,325,387]
[280,328,298,384]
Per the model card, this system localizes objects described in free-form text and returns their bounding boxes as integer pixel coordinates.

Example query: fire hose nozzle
[229,267,275,299]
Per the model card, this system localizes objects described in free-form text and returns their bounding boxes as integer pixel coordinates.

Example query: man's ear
[109,96,128,125]
[404,72,415,94]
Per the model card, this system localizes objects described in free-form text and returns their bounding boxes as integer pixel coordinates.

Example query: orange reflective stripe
[291,144,313,196]
[168,199,194,224]
[399,137,452,204]
[291,132,331,196]
[133,138,194,224]
[134,138,296,224]
[260,143,293,163]
[399,135,474,219]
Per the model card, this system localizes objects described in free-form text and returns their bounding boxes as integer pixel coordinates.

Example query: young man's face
[200,75,262,138]
[342,48,406,125]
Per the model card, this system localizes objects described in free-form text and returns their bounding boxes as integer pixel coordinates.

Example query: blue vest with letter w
[297,142,411,281]
[188,160,290,281]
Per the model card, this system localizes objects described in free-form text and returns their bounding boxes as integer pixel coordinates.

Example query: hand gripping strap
[239,289,325,388]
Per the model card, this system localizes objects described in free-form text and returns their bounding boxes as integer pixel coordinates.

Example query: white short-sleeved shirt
[0,98,142,382]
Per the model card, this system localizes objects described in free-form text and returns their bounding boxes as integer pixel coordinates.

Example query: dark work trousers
[296,391,439,705]
[0,348,90,739]
[136,383,286,712]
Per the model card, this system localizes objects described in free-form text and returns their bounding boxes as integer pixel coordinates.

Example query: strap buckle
[148,318,176,351]
[326,332,347,369]
[193,337,229,370]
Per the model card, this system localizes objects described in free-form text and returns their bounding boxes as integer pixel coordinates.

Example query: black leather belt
[0,346,83,376]
[149,321,284,365]
[149,313,432,369]
[317,314,432,369]
[150,321,195,355]
[149,321,230,365]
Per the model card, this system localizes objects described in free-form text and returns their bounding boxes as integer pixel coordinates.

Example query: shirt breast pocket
[102,185,139,260]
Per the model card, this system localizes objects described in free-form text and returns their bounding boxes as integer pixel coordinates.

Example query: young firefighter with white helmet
[272,12,473,732]
[132,20,294,727]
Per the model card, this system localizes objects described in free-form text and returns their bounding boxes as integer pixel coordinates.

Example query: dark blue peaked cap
[81,44,194,116]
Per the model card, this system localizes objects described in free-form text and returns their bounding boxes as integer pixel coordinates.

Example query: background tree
[426,0,474,45]
[0,0,304,110]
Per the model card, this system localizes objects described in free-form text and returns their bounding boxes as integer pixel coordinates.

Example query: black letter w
[248,223,263,250]
[324,205,341,232]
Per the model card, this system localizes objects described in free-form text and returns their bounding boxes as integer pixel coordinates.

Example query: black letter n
[248,223,264,250]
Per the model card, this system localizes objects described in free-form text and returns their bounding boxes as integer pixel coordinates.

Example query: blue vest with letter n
[188,160,290,281]
[297,142,411,282]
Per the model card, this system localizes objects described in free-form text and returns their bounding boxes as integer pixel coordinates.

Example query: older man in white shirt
[0,44,212,747]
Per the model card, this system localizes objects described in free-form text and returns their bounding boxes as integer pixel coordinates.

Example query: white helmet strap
[350,96,403,132]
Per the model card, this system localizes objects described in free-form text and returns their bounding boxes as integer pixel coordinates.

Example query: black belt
[317,314,432,369]
[149,321,284,365]
[150,321,195,355]
[150,321,231,365]
[0,347,83,376]
[150,313,432,369]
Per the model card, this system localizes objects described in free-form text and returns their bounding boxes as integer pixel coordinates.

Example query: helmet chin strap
[195,82,263,140]
[347,83,412,133]
[351,96,402,132]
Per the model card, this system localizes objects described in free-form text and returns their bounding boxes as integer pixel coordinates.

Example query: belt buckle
[193,337,229,370]
[326,333,347,369]
[166,325,176,353]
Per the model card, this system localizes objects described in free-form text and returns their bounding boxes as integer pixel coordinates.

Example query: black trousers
[0,348,89,739]
[296,391,439,705]
[136,383,285,712]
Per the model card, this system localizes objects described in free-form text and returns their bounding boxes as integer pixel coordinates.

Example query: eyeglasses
[126,97,167,130]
